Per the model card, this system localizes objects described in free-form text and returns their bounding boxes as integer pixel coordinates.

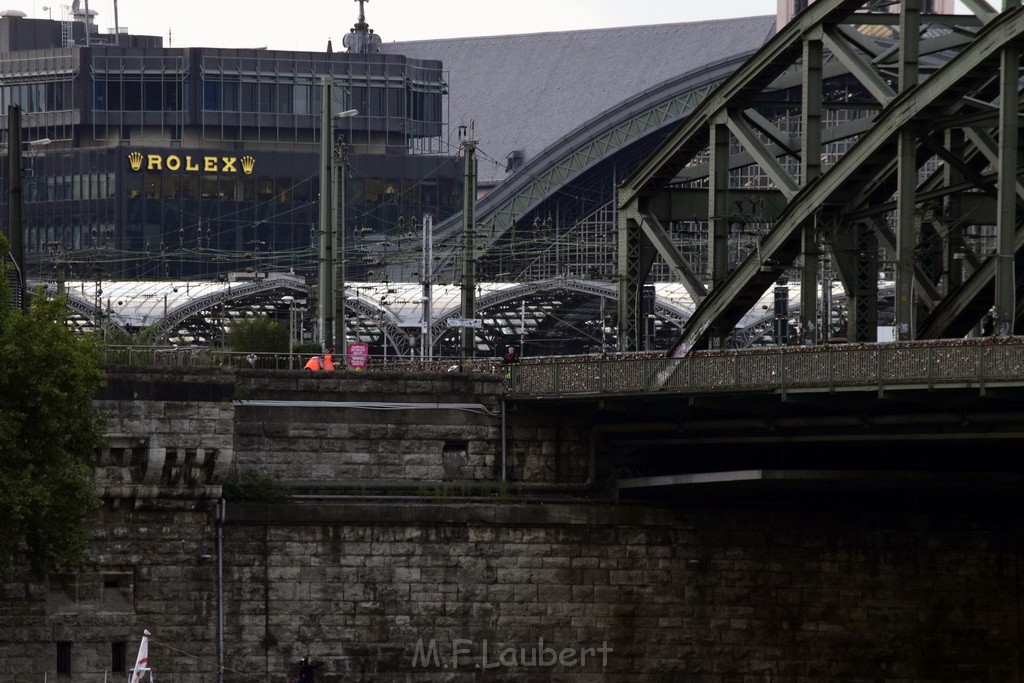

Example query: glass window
[293,84,309,115]
[258,83,275,113]
[200,174,218,198]
[218,176,235,200]
[241,177,256,201]
[50,81,69,111]
[125,172,142,199]
[293,178,310,203]
[144,80,162,111]
[181,175,198,199]
[94,80,107,110]
[108,79,122,110]
[203,80,221,111]
[256,177,274,201]
[33,83,45,112]
[278,84,293,114]
[241,82,257,112]
[142,173,160,198]
[163,175,181,199]
[164,81,181,111]
[223,80,239,111]
[123,80,141,110]
[276,177,293,202]
[363,179,383,203]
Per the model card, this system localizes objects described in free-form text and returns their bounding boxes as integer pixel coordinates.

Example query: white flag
[129,629,151,683]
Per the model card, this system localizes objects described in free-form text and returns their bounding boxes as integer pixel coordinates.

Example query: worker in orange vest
[303,355,322,371]
[322,348,336,372]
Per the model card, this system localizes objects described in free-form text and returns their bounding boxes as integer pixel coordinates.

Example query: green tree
[0,237,104,577]
[229,315,288,353]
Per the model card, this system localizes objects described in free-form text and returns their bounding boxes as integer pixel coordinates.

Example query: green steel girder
[618,0,871,204]
[673,115,876,184]
[644,187,789,224]
[629,208,707,301]
[619,0,1024,354]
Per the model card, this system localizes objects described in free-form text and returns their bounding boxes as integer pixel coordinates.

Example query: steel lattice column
[800,35,823,342]
[995,30,1019,334]
[617,211,656,352]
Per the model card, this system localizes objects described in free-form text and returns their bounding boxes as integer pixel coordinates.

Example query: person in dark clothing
[502,345,520,364]
[981,305,998,337]
[299,657,322,683]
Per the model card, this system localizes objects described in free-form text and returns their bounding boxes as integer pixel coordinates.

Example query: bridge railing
[507,338,1024,397]
[99,346,505,374]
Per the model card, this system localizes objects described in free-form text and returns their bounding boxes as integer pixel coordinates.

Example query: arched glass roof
[34,276,893,353]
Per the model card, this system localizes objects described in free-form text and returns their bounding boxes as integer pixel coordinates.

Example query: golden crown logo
[240,155,255,175]
[127,151,143,172]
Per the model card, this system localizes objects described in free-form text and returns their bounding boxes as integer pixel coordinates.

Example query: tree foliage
[0,237,104,577]
[229,315,288,353]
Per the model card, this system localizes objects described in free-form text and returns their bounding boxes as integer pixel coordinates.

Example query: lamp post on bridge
[281,295,296,368]
[317,75,357,354]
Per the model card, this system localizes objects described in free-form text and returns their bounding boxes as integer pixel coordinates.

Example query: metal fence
[99,346,504,375]
[506,339,1024,398]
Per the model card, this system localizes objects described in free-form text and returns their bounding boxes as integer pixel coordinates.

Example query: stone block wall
[218,501,1022,682]
[3,369,1022,681]
[232,370,592,487]
[0,505,219,682]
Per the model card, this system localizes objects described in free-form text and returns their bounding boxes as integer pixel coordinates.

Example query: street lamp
[281,295,295,368]
[334,107,358,364]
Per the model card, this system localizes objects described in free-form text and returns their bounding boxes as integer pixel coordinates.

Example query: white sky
[27,1,779,50]
[22,1,976,51]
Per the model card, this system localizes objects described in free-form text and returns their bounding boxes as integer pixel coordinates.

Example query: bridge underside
[619,0,1024,354]
[517,369,1024,501]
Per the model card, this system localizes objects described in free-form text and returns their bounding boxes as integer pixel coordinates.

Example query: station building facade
[0,10,461,282]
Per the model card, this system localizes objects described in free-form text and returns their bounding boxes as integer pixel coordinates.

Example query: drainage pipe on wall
[500,399,507,483]
[216,498,225,683]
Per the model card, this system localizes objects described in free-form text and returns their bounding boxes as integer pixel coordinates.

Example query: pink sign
[347,342,369,370]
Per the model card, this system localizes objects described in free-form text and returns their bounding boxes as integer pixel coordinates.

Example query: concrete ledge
[225,501,676,527]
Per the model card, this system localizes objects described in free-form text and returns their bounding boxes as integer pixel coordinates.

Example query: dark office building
[0,8,461,281]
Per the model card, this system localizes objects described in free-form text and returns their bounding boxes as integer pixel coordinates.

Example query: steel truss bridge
[617,0,1024,354]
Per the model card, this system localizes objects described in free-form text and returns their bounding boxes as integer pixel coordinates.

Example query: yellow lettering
[221,157,237,173]
[146,154,163,170]
[165,155,181,171]
[185,156,199,171]
[204,156,218,172]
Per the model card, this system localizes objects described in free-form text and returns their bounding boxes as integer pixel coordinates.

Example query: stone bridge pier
[1,367,1021,681]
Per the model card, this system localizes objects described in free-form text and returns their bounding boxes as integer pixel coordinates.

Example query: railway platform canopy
[31,274,890,356]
